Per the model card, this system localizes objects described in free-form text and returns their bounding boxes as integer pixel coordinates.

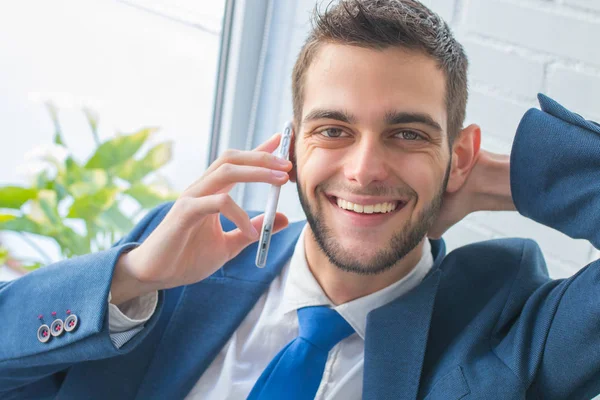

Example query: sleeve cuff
[107,290,159,333]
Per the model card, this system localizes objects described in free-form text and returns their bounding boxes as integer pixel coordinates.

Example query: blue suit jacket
[2,94,600,399]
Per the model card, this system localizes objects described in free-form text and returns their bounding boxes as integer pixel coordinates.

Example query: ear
[288,125,298,183]
[445,123,481,193]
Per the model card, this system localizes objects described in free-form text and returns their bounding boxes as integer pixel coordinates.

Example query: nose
[344,136,389,186]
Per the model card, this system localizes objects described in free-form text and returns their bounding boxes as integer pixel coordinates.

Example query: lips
[328,195,406,215]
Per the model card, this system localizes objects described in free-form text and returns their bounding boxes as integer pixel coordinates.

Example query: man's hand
[428,150,516,239]
[110,134,292,305]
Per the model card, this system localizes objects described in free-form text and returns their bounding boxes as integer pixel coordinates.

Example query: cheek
[296,146,337,196]
[393,153,446,203]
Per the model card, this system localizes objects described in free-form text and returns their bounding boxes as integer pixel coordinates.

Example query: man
[2,0,600,399]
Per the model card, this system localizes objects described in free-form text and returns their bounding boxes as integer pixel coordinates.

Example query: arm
[427,138,515,240]
[107,290,158,347]
[0,132,292,396]
[504,94,600,398]
[441,94,600,398]
[0,202,170,393]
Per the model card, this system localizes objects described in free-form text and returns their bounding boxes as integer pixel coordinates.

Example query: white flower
[24,144,69,165]
[16,144,69,182]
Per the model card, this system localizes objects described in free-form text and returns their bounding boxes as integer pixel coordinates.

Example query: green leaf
[46,102,66,147]
[57,157,77,188]
[31,169,70,202]
[57,155,110,198]
[0,215,54,236]
[37,190,61,225]
[57,157,84,188]
[84,128,157,170]
[83,108,100,140]
[67,188,119,220]
[0,214,17,223]
[65,156,81,176]
[55,225,90,256]
[115,142,173,182]
[20,262,43,271]
[68,169,109,198]
[51,181,70,202]
[53,132,64,146]
[0,186,38,209]
[125,183,177,209]
[0,246,8,265]
[98,204,134,233]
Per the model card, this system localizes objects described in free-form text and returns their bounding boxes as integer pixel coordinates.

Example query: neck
[304,230,426,305]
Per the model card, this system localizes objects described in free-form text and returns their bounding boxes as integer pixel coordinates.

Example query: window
[0,0,226,277]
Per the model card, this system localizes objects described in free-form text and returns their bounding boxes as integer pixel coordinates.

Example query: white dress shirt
[107,290,158,348]
[109,226,433,399]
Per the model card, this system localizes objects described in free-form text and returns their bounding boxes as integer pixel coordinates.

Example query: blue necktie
[247,306,355,400]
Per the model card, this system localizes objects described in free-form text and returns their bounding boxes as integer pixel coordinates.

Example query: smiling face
[294,43,451,275]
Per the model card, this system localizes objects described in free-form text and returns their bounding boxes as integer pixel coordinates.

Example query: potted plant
[0,104,178,274]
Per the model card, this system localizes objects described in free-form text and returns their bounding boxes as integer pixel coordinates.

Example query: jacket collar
[135,218,445,400]
[134,219,305,400]
[362,238,445,400]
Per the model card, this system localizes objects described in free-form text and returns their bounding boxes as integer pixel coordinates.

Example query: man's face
[294,44,451,275]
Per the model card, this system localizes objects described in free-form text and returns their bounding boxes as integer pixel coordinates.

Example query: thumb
[223,212,289,258]
[249,212,289,235]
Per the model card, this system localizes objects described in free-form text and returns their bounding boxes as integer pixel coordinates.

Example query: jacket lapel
[362,239,445,400]
[134,220,305,400]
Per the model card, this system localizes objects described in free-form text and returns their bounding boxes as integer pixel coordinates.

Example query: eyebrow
[303,109,356,124]
[303,108,443,133]
[384,111,443,133]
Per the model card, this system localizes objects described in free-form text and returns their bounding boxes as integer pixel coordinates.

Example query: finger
[213,133,282,174]
[199,143,290,185]
[223,212,289,258]
[253,132,281,152]
[186,194,258,240]
[248,212,289,235]
[188,164,290,197]
[188,133,287,194]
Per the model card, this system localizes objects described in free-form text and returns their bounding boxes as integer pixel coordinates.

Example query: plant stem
[91,126,100,146]
[84,108,101,146]
[18,232,53,265]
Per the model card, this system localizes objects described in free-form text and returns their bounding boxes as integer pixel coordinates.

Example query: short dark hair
[292,0,469,142]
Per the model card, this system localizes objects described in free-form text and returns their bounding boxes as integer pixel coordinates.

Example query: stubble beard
[296,165,450,276]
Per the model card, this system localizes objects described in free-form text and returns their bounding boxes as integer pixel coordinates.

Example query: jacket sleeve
[499,94,600,398]
[0,202,173,393]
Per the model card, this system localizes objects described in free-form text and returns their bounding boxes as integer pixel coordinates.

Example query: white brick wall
[465,0,600,66]
[564,0,600,13]
[250,0,600,280]
[547,64,600,121]
[443,0,600,278]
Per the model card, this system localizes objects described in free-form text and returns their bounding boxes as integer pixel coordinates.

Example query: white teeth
[335,198,399,214]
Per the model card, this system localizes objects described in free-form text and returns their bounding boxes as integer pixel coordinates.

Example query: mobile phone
[255,121,293,268]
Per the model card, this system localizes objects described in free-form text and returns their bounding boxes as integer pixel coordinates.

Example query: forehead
[302,43,447,131]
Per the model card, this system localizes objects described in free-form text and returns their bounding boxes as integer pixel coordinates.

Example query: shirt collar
[279,226,332,315]
[279,225,434,339]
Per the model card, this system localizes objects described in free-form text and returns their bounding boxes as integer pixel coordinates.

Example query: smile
[331,196,405,214]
